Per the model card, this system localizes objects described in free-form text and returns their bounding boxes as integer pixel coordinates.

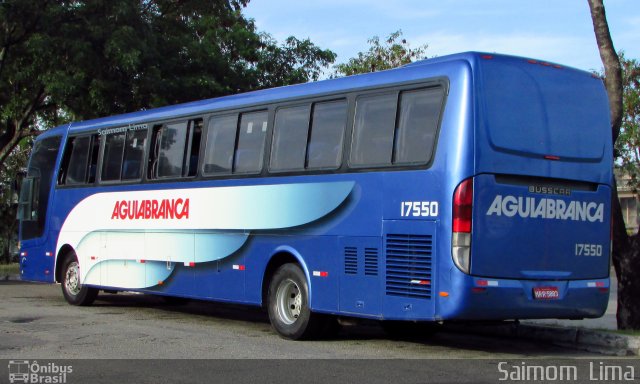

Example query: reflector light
[45,251,52,257]
[481,55,493,60]
[233,264,246,271]
[91,256,97,260]
[544,155,560,161]
[44,270,50,275]
[138,259,146,263]
[184,262,195,267]
[313,271,329,277]
[439,292,450,297]
[477,280,498,287]
[596,281,605,288]
[20,252,27,257]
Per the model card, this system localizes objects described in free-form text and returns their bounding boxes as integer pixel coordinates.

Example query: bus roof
[42,51,593,137]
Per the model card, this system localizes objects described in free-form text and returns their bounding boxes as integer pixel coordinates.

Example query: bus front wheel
[267,263,323,340]
[61,255,98,306]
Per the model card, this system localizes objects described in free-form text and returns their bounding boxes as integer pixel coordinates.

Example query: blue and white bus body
[19,52,612,335]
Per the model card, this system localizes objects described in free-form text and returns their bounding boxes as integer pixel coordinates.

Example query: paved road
[5,281,638,384]
[0,281,609,360]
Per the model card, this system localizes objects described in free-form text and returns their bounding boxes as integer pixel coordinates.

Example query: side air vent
[344,246,358,275]
[364,247,379,276]
[385,234,433,299]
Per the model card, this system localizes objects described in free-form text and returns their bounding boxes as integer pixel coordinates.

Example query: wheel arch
[261,246,311,308]
[55,244,76,283]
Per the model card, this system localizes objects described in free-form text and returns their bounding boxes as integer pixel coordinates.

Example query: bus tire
[267,263,322,340]
[61,254,98,306]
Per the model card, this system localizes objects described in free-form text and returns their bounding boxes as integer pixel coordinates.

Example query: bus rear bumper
[438,276,610,321]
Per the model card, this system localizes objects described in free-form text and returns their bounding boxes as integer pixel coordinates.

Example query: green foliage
[0,0,335,261]
[333,30,429,77]
[613,53,640,191]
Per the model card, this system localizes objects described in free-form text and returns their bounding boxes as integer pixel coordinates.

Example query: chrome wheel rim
[276,278,302,325]
[65,261,81,296]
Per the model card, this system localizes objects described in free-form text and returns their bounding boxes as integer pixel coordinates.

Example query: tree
[614,54,640,190]
[333,30,428,77]
[588,0,640,330]
[0,0,335,262]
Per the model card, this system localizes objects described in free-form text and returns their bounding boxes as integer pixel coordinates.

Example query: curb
[444,322,640,356]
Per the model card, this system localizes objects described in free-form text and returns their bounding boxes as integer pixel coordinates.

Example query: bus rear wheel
[267,263,323,340]
[61,254,98,306]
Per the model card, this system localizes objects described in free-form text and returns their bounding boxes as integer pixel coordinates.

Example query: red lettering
[110,198,191,220]
[136,200,144,219]
[111,201,121,219]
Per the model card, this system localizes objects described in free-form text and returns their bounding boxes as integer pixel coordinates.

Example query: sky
[243,0,639,74]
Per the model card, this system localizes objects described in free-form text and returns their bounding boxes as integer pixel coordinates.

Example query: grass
[608,329,640,337]
[0,263,19,275]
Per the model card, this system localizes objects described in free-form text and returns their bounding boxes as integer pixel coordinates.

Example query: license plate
[533,286,559,300]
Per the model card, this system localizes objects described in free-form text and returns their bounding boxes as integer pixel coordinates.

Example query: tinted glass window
[122,129,147,180]
[394,88,443,164]
[64,136,91,185]
[307,100,347,169]
[101,132,125,181]
[270,106,310,172]
[158,122,188,178]
[203,115,237,175]
[185,120,203,177]
[87,135,100,183]
[350,93,397,167]
[235,111,268,174]
[21,136,61,240]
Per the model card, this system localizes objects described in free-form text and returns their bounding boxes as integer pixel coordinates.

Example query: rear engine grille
[385,234,433,299]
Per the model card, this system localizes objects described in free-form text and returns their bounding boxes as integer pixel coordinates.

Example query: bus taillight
[452,178,474,274]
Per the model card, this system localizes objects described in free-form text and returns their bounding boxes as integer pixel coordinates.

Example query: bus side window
[350,93,397,167]
[87,134,100,183]
[202,115,237,176]
[148,119,202,179]
[270,105,310,172]
[64,136,92,185]
[184,119,203,177]
[307,100,347,170]
[101,132,125,181]
[157,121,188,178]
[122,128,147,180]
[393,87,444,165]
[148,125,162,179]
[235,111,268,174]
[59,135,98,186]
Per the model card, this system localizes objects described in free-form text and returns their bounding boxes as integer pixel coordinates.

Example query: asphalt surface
[3,281,639,384]
[0,281,609,360]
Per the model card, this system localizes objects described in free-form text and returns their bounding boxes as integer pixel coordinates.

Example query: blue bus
[17,52,612,339]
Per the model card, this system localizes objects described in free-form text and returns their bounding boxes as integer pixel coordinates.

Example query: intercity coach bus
[17,52,612,339]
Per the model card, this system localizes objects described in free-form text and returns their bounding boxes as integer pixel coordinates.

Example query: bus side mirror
[17,177,34,221]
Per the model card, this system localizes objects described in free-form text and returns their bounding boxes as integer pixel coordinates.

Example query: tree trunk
[588,0,640,330]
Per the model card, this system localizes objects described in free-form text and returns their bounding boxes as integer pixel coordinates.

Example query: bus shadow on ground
[91,291,585,356]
